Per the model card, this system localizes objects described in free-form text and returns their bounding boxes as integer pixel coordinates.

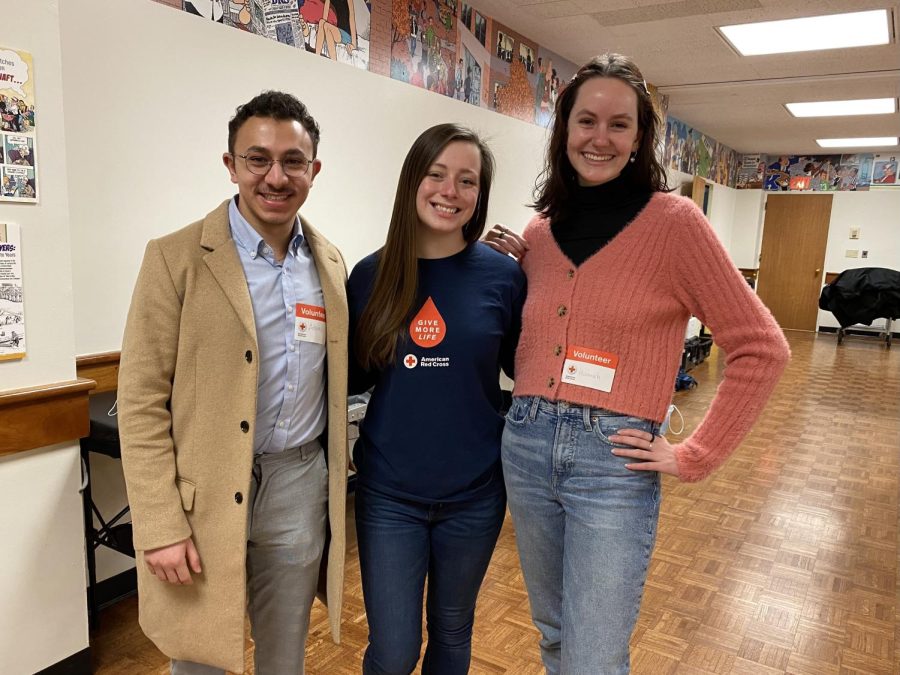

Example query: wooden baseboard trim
[95,567,137,610]
[76,350,120,394]
[0,378,95,456]
[35,646,91,675]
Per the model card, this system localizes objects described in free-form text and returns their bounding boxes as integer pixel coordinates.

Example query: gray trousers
[172,441,328,675]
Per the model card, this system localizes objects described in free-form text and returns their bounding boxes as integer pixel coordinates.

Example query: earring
[629,152,637,163]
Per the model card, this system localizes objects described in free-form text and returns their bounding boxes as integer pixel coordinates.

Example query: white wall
[0,1,89,672]
[817,190,900,329]
[730,189,765,269]
[62,0,548,356]
[715,188,900,330]
[707,181,736,254]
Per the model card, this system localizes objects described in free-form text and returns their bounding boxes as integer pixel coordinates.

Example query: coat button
[557,305,567,316]
[245,350,253,363]
[547,377,555,387]
[234,492,243,504]
[554,344,562,356]
[567,269,575,279]
[240,420,249,433]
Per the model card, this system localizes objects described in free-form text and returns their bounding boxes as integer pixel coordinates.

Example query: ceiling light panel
[786,98,897,117]
[719,10,890,56]
[816,137,899,148]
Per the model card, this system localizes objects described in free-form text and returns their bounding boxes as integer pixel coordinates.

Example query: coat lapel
[301,216,348,340]
[200,201,257,340]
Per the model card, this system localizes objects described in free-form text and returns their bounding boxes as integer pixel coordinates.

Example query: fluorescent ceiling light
[786,98,896,118]
[816,137,898,148]
[719,10,890,56]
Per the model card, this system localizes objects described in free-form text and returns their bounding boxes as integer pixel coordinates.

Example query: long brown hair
[355,123,495,371]
[531,53,669,223]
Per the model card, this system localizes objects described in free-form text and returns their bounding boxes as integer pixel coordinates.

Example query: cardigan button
[554,345,562,356]
[547,377,555,387]
[557,305,567,316]
[567,269,575,279]
[234,492,243,504]
[245,350,253,363]
[240,420,250,433]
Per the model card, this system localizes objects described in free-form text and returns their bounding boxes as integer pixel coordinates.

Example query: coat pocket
[176,478,196,512]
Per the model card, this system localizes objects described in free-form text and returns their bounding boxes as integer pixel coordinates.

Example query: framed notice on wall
[0,46,38,203]
[0,223,25,361]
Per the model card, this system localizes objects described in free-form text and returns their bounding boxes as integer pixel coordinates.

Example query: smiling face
[565,76,641,187]
[223,115,321,235]
[415,140,481,246]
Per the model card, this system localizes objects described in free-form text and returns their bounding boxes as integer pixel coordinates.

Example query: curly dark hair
[531,53,669,223]
[227,91,321,157]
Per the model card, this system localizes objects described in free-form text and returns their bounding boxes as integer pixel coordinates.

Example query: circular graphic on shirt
[403,354,418,369]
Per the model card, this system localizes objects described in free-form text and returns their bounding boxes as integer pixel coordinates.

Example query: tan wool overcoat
[118,200,348,673]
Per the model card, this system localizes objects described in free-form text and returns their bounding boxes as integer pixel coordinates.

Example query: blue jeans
[502,396,661,675]
[355,483,505,675]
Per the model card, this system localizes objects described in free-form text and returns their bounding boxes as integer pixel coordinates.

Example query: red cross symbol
[568,365,576,374]
[405,355,417,367]
[299,322,307,331]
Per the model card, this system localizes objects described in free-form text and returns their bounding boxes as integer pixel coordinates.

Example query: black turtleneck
[551,174,653,266]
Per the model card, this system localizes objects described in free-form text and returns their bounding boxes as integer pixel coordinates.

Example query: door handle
[815,268,821,274]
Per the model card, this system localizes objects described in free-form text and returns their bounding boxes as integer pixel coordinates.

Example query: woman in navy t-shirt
[348,123,526,674]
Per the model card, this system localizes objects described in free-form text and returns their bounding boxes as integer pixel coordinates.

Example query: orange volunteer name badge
[561,346,619,392]
[409,296,446,348]
[295,303,326,344]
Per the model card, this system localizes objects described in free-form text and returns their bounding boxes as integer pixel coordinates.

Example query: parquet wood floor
[90,331,900,674]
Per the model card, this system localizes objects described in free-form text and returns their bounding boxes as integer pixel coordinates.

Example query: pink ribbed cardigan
[514,191,790,482]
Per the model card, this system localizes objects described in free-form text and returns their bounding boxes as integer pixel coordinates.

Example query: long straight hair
[355,123,495,371]
[531,53,669,223]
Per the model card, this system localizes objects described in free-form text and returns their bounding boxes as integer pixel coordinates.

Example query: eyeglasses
[236,153,312,177]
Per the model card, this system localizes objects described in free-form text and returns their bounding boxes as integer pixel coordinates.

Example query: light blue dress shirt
[229,198,327,454]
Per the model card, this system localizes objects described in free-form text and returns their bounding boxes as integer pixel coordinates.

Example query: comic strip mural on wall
[153,0,692,153]
[154,0,858,192]
[391,0,466,100]
[744,153,875,192]
[180,0,372,70]
[154,0,580,128]
[1,47,38,203]
[664,116,740,189]
[388,0,577,126]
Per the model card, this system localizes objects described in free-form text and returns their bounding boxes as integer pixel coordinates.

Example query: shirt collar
[228,196,304,260]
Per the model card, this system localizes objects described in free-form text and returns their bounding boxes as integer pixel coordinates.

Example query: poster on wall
[178,0,371,70]
[391,0,465,100]
[0,47,37,203]
[663,116,740,187]
[872,154,898,185]
[0,223,25,361]
[736,153,765,189]
[300,0,371,69]
[762,154,873,192]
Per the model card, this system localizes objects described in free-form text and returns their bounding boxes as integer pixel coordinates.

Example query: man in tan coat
[118,91,348,674]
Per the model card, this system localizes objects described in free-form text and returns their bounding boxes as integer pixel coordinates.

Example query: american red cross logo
[568,365,576,374]
[405,355,416,366]
[299,322,307,331]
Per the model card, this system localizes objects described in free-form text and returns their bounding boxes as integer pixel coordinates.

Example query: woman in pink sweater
[485,53,790,674]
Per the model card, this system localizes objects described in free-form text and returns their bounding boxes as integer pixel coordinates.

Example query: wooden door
[691,176,711,215]
[757,194,832,331]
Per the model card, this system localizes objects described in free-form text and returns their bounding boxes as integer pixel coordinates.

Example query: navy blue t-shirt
[347,242,527,503]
